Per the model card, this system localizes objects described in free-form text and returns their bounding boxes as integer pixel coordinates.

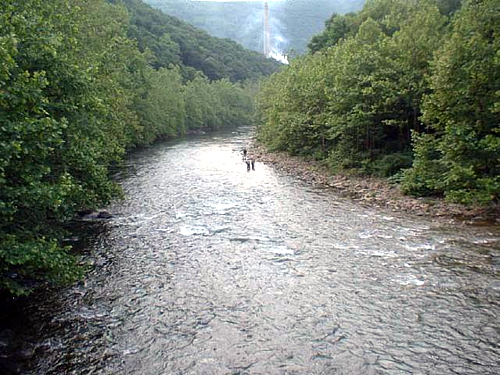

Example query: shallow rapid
[1,127,499,374]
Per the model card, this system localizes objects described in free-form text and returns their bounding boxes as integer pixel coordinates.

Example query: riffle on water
[1,126,499,374]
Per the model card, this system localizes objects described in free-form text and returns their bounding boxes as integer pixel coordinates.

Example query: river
[1,126,499,374]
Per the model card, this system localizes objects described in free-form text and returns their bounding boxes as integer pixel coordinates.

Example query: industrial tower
[264,2,271,57]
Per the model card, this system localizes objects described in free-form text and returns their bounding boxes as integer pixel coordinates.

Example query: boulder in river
[77,210,113,220]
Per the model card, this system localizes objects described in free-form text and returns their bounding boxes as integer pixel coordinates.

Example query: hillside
[120,0,283,81]
[145,0,365,56]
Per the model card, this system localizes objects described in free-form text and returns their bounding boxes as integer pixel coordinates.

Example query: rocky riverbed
[250,142,499,225]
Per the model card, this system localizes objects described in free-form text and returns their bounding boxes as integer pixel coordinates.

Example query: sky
[195,1,284,2]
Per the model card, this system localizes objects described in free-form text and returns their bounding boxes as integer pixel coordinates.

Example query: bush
[370,152,413,177]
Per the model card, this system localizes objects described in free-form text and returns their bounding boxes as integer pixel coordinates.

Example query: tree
[0,0,276,296]
[402,0,500,204]
[121,0,282,83]
[0,0,111,294]
[308,12,359,53]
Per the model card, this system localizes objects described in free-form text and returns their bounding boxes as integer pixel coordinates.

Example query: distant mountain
[119,0,283,81]
[145,0,365,56]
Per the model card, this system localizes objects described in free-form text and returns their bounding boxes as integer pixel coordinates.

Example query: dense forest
[122,0,282,80]
[257,0,499,206]
[0,0,280,295]
[146,0,365,56]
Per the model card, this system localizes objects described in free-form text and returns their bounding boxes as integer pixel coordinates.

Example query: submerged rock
[77,210,113,220]
[97,211,113,219]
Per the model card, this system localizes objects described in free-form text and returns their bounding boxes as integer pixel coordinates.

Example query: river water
[1,126,499,374]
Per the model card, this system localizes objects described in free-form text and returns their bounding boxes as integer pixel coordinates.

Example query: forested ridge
[257,0,499,206]
[121,0,281,81]
[0,0,279,295]
[147,0,365,55]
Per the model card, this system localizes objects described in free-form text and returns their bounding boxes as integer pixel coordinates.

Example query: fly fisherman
[242,148,255,171]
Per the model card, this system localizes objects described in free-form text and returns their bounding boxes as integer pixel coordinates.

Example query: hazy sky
[195,1,283,2]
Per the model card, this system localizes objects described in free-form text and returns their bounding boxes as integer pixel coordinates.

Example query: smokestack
[264,2,271,57]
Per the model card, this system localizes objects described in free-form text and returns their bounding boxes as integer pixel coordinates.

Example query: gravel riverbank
[250,142,499,225]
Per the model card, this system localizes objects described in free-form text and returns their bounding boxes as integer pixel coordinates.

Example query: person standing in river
[242,148,255,171]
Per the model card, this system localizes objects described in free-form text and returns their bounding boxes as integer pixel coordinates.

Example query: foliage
[183,76,255,131]
[121,0,282,82]
[258,0,500,206]
[131,66,187,146]
[402,0,500,204]
[0,0,115,294]
[0,0,264,295]
[308,12,360,54]
[258,0,447,173]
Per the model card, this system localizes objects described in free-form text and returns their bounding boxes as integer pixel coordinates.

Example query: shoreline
[250,141,499,226]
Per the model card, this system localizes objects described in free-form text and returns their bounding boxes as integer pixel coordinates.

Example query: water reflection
[1,126,499,374]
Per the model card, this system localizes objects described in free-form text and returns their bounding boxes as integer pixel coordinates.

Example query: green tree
[258,0,451,177]
[0,0,116,294]
[133,66,186,145]
[121,0,282,83]
[0,0,276,296]
[308,12,359,53]
[402,0,500,204]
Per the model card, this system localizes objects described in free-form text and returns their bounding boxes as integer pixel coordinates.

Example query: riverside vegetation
[0,0,281,296]
[2,0,499,297]
[257,0,499,213]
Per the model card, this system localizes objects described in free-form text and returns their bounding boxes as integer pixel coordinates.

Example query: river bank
[250,141,500,225]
